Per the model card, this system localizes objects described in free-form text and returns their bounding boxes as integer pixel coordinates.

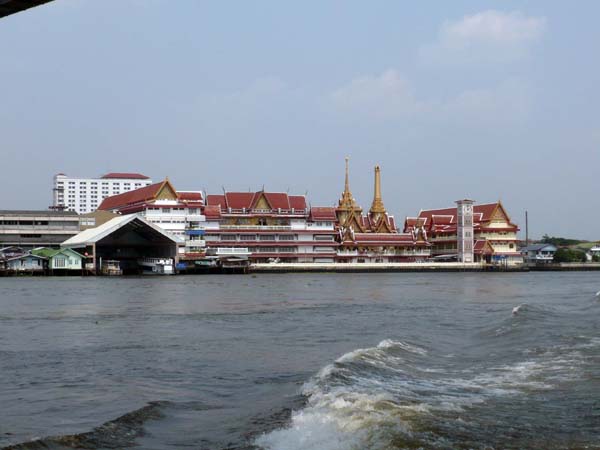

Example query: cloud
[444,79,532,122]
[420,10,547,65]
[327,70,531,124]
[329,69,425,120]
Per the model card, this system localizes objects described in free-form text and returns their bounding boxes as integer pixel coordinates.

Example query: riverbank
[250,262,522,273]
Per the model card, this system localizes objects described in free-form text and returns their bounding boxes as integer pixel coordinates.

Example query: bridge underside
[0,0,55,19]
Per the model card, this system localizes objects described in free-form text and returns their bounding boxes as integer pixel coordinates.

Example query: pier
[250,262,506,273]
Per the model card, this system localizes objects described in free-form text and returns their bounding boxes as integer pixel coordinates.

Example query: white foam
[377,339,427,355]
[257,339,588,449]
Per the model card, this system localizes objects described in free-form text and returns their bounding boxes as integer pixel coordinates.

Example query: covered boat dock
[61,215,180,275]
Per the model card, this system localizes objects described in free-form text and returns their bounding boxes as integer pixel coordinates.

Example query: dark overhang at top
[0,0,55,19]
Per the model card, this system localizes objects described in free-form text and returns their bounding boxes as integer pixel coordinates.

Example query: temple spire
[338,156,360,210]
[344,156,350,195]
[370,165,386,216]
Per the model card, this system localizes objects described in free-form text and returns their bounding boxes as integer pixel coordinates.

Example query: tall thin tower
[456,199,474,263]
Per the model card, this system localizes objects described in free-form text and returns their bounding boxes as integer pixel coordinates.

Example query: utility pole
[525,210,529,246]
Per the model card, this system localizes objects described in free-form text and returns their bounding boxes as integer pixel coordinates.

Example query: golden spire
[338,156,360,210]
[370,165,386,216]
[344,156,350,194]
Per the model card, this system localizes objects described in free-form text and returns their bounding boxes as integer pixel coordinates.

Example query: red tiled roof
[310,207,337,221]
[206,191,307,212]
[388,216,397,230]
[350,233,417,243]
[289,195,307,211]
[225,192,255,210]
[474,239,493,255]
[98,181,163,211]
[177,191,204,202]
[203,205,222,220]
[418,203,500,225]
[101,173,150,180]
[206,194,226,207]
[262,192,290,210]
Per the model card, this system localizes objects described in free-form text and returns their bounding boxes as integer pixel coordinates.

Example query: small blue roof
[522,243,557,252]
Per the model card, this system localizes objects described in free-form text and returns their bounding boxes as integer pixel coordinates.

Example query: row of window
[63,181,148,186]
[213,234,335,242]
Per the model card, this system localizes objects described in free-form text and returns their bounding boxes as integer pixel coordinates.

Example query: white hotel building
[52,173,153,214]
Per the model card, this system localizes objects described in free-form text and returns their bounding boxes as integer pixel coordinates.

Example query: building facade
[456,199,474,263]
[334,160,430,263]
[97,179,204,255]
[52,172,153,214]
[404,201,523,265]
[202,191,339,263]
[0,210,80,250]
[31,247,83,271]
[521,243,557,264]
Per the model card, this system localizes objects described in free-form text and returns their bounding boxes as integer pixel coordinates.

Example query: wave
[255,338,589,450]
[2,401,168,450]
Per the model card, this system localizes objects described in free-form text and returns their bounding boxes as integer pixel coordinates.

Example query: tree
[541,234,584,247]
[554,248,587,263]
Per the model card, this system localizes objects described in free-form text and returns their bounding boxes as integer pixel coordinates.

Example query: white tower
[456,199,474,263]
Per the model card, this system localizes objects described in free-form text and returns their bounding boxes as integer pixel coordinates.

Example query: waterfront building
[202,191,339,263]
[61,215,180,275]
[97,179,204,254]
[0,210,80,250]
[334,160,430,263]
[79,210,119,230]
[456,199,474,263]
[52,172,153,214]
[404,201,523,265]
[4,252,47,273]
[31,247,83,271]
[521,243,557,264]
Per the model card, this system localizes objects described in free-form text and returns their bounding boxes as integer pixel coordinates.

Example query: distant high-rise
[52,172,153,214]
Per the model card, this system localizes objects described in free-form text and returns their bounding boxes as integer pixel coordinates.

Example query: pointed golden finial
[338,156,361,211]
[370,164,386,216]
[344,156,350,194]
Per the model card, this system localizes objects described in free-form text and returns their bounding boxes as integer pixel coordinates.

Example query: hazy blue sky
[1,1,598,239]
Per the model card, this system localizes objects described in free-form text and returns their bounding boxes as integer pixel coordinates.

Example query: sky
[1,1,599,239]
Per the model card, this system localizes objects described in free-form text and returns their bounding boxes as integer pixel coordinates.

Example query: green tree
[541,234,584,247]
[554,248,587,263]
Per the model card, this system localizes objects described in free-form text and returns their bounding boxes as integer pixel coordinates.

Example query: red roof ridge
[101,172,150,180]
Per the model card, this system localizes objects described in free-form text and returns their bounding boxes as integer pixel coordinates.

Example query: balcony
[213,247,251,256]
[185,240,206,248]
[220,225,292,230]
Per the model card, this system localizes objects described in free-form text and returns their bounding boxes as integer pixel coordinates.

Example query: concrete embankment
[529,263,600,271]
[250,262,503,273]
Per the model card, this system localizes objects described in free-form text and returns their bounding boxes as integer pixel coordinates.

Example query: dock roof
[61,215,182,248]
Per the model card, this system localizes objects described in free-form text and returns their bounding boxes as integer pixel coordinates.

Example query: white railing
[138,257,173,266]
[220,225,292,230]
[185,240,206,248]
[216,247,250,255]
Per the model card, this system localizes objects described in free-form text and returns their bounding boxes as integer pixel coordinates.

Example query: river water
[0,273,599,449]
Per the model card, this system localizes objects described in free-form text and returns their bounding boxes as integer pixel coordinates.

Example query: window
[278,235,295,241]
[54,257,66,268]
[240,234,256,241]
[221,235,237,241]
[260,235,276,241]
[162,208,171,213]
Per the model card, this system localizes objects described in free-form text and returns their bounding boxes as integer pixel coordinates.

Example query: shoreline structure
[2,160,598,275]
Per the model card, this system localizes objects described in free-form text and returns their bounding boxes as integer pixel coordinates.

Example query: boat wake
[255,336,593,450]
[3,401,168,450]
